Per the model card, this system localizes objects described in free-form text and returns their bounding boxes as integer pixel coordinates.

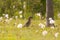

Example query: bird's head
[28,16,33,21]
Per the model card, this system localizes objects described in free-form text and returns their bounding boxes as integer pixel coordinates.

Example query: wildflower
[36,13,41,17]
[49,18,52,20]
[54,32,59,38]
[19,11,23,14]
[49,18,55,25]
[5,14,9,19]
[39,23,45,29]
[50,20,55,24]
[13,5,15,8]
[20,15,22,18]
[17,24,23,28]
[42,30,48,36]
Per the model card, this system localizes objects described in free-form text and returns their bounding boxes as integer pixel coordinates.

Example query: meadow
[0,0,60,40]
[0,18,60,40]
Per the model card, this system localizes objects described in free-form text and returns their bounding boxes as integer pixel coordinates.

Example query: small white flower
[49,18,55,24]
[19,11,23,14]
[5,14,9,19]
[20,15,22,18]
[23,2,26,8]
[17,24,23,28]
[49,20,55,24]
[39,23,45,29]
[13,5,15,8]
[42,30,48,36]
[36,13,41,17]
[49,18,52,20]
[54,32,59,38]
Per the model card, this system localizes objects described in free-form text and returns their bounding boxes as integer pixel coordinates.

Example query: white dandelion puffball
[17,24,23,28]
[42,30,48,36]
[36,13,41,17]
[49,20,55,24]
[49,18,55,24]
[39,23,45,29]
[5,14,9,19]
[13,5,15,8]
[54,32,59,38]
[19,11,23,14]
[20,15,22,18]
[49,18,52,20]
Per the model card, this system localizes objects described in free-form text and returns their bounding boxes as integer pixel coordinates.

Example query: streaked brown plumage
[23,16,32,27]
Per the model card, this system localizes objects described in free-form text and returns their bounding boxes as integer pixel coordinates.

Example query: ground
[0,19,60,40]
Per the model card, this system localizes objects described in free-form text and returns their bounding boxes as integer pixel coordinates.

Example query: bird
[23,16,33,27]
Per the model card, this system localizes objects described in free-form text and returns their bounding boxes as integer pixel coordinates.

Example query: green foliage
[0,0,60,19]
[40,0,46,16]
[0,0,22,17]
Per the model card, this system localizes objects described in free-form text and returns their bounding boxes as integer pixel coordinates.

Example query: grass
[0,19,60,40]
